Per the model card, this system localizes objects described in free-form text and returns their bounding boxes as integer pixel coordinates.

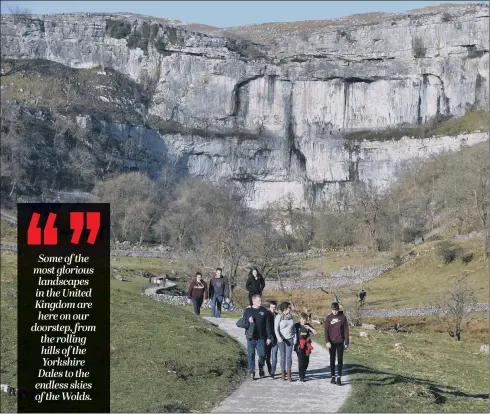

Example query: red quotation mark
[27,213,58,245]
[70,212,100,245]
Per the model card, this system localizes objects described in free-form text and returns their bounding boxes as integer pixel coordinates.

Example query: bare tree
[469,146,489,258]
[352,181,383,252]
[347,286,366,326]
[276,269,298,311]
[93,172,165,243]
[434,273,477,341]
[242,203,284,276]
[7,5,32,23]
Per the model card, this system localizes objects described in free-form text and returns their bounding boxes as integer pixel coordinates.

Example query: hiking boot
[281,370,285,380]
[299,376,305,382]
[249,373,255,380]
[259,369,265,378]
[270,373,275,379]
[331,376,336,384]
[287,369,292,382]
[336,377,342,385]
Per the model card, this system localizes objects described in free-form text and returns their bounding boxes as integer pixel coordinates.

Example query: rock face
[1,4,489,208]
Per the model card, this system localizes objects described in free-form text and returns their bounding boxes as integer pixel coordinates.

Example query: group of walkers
[187,268,233,316]
[187,267,265,316]
[187,268,350,384]
[238,295,349,384]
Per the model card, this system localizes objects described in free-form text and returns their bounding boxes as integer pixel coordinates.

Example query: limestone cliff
[1,3,488,207]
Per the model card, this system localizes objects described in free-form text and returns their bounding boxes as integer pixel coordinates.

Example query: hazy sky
[1,1,478,27]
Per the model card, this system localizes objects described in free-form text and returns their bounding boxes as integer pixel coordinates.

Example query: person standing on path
[294,313,317,382]
[187,272,208,315]
[238,294,273,380]
[265,301,279,379]
[245,268,265,306]
[324,302,350,385]
[209,268,230,318]
[275,301,296,382]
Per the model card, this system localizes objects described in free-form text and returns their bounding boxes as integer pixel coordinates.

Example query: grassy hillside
[364,313,489,344]
[285,249,389,274]
[262,236,488,316]
[0,254,17,414]
[0,253,247,413]
[332,327,489,412]
[355,237,488,309]
[0,219,16,244]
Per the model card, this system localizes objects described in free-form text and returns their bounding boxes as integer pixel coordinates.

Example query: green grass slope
[333,327,489,412]
[0,253,247,413]
[269,237,488,316]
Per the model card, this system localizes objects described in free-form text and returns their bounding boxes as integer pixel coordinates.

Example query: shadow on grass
[344,363,489,403]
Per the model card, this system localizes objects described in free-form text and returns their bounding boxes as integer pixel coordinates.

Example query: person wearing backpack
[275,301,296,382]
[236,294,273,380]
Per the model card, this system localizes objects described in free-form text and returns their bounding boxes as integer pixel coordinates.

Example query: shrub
[461,252,474,264]
[392,253,403,266]
[437,241,463,264]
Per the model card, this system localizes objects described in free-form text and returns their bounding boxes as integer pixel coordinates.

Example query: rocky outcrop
[1,4,488,207]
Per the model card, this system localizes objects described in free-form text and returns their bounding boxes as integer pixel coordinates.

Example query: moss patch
[345,110,489,142]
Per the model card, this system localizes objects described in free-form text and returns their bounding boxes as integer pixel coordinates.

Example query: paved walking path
[143,282,176,294]
[204,317,350,413]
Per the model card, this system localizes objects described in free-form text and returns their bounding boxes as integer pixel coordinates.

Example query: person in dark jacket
[245,268,265,306]
[187,272,208,315]
[324,302,350,385]
[238,294,273,380]
[264,301,279,378]
[359,288,366,304]
[208,268,230,318]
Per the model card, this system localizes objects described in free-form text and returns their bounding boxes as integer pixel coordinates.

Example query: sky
[0,0,479,28]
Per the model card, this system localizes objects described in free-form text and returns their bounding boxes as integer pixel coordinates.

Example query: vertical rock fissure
[286,84,307,177]
[342,81,349,134]
[230,74,265,117]
[422,73,450,116]
[417,95,423,125]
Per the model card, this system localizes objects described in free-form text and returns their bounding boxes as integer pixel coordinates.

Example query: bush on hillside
[461,252,474,264]
[437,241,463,264]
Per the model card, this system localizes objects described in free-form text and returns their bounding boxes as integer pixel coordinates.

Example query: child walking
[294,312,317,382]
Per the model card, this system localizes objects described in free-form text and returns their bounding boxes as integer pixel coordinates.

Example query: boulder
[480,344,489,354]
[361,323,376,330]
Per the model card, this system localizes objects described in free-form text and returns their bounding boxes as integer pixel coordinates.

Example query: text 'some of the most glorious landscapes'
[17,203,110,413]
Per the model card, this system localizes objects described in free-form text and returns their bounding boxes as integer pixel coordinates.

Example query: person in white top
[274,301,296,382]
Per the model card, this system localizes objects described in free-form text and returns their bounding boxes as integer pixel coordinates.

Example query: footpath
[204,317,350,413]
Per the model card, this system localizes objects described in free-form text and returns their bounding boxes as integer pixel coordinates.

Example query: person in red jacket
[187,272,208,315]
[324,302,349,385]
